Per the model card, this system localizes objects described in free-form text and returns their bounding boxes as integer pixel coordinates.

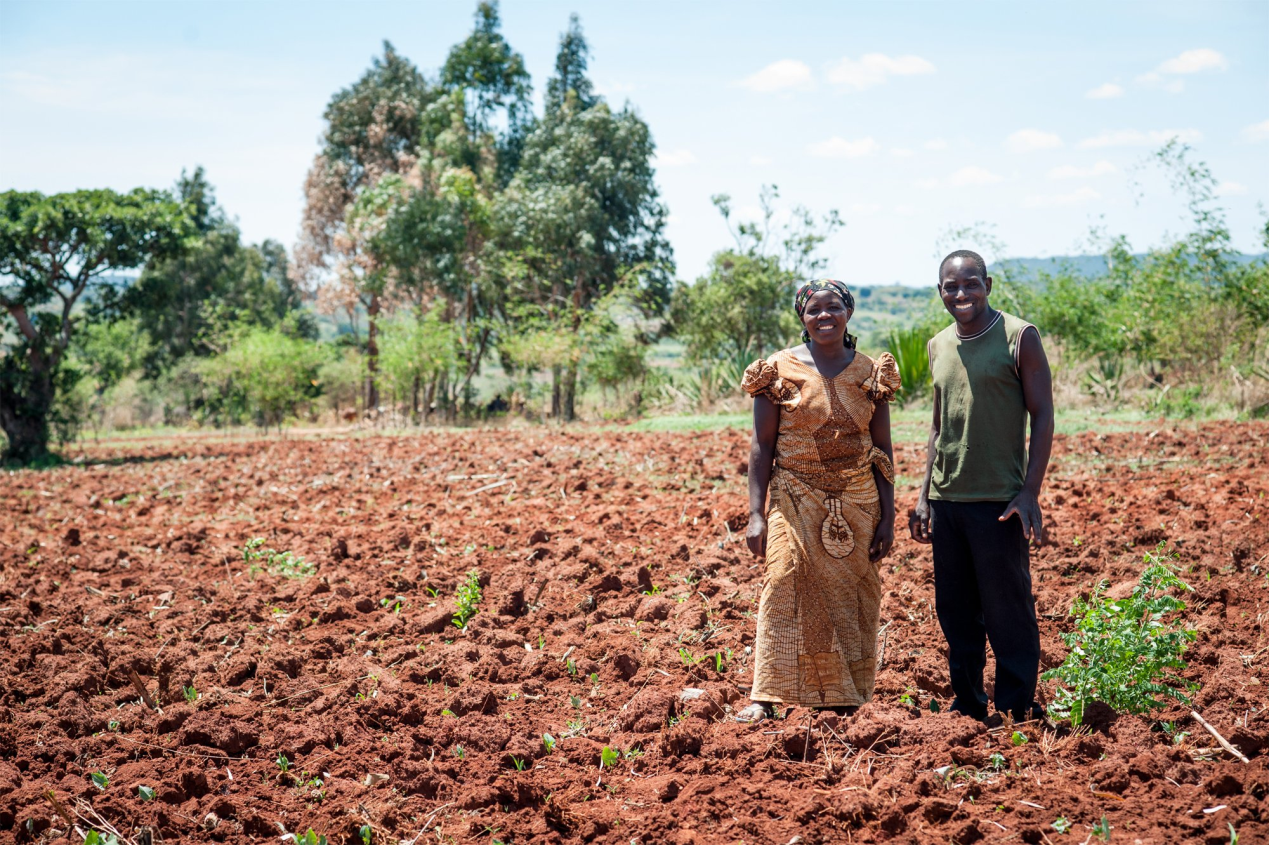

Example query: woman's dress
[742,348,901,708]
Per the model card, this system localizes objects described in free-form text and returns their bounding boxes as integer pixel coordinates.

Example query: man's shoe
[948,699,989,721]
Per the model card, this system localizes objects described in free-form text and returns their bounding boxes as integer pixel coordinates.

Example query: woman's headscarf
[795,279,857,348]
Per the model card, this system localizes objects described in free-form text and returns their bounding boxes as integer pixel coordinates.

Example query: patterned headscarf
[795,279,855,317]
[795,279,857,349]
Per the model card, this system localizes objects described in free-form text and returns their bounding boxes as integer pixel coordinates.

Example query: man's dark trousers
[930,500,1041,719]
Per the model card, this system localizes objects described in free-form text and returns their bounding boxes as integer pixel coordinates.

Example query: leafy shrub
[884,324,933,404]
[1042,543,1198,726]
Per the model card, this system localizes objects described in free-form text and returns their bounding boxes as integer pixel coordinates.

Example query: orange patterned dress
[742,349,901,708]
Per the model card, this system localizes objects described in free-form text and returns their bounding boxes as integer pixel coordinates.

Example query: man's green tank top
[927,310,1036,502]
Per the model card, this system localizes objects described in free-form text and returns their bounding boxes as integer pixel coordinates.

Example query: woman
[738,279,899,720]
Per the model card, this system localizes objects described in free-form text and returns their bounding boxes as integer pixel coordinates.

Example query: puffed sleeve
[741,357,801,410]
[863,352,902,403]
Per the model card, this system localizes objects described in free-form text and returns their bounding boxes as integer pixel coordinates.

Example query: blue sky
[2,0,1266,287]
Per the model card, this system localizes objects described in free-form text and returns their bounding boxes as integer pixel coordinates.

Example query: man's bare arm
[999,328,1054,544]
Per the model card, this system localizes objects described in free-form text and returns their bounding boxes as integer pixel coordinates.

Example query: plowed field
[2,421,1267,844]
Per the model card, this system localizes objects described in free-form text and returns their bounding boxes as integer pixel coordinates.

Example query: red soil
[1,421,1267,844]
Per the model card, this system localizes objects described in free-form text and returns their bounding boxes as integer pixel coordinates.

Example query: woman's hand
[869,514,894,563]
[746,513,768,557]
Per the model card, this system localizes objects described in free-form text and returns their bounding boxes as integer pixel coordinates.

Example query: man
[909,250,1054,723]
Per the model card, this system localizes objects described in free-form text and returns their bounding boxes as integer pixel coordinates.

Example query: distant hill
[992,252,1268,283]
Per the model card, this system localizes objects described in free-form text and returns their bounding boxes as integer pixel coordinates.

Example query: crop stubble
[1,422,1267,843]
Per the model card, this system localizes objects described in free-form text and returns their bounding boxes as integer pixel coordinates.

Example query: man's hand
[908,498,933,544]
[870,516,894,563]
[1000,489,1043,546]
[746,513,768,557]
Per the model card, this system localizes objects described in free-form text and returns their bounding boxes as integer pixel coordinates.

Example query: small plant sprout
[90,771,110,790]
[107,720,120,732]
[589,672,599,686]
[137,785,156,801]
[600,746,619,769]
[1091,815,1112,841]
[566,658,577,676]
[441,708,456,717]
[83,834,121,845]
[511,756,527,771]
[1228,824,1239,845]
[898,686,916,707]
[452,745,466,759]
[241,537,314,579]
[542,733,557,753]
[1052,816,1071,834]
[380,596,404,613]
[295,831,328,845]
[276,753,291,773]
[987,752,1006,770]
[569,695,583,709]
[183,685,198,703]
[358,825,373,845]
[453,569,482,629]
[1011,731,1029,747]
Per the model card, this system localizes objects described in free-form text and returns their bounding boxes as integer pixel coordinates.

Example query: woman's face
[801,289,852,346]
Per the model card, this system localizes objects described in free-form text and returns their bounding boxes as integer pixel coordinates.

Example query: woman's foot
[736,702,774,722]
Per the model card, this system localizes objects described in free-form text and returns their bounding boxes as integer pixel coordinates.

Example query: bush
[884,324,933,405]
[1042,543,1198,726]
[199,327,325,430]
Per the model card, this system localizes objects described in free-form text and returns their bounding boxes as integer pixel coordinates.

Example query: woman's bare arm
[746,395,779,556]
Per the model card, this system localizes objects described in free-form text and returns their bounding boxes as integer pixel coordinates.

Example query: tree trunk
[562,362,578,423]
[0,353,56,463]
[551,366,562,420]
[366,295,381,414]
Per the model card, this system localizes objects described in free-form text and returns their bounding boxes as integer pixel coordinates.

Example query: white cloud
[824,53,935,91]
[893,204,917,216]
[924,138,948,151]
[1022,187,1101,208]
[1048,161,1118,180]
[740,59,814,93]
[807,136,881,158]
[1240,119,1269,143]
[1215,181,1248,196]
[948,166,1004,187]
[595,80,637,97]
[1156,48,1228,75]
[890,148,915,158]
[1005,129,1063,152]
[1086,83,1124,99]
[749,155,772,166]
[655,149,697,167]
[850,202,882,214]
[1078,128,1203,148]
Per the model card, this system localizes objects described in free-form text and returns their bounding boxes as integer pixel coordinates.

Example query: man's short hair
[938,249,987,281]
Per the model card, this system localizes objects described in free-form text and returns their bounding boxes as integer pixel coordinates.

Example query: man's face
[938,257,992,326]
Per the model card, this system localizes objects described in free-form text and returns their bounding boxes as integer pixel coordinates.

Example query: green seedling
[1011,731,1028,747]
[600,746,619,769]
[90,771,109,790]
[182,685,198,703]
[137,785,155,801]
[358,825,373,845]
[242,538,314,579]
[83,833,121,845]
[380,596,404,613]
[452,745,465,759]
[569,695,582,709]
[453,569,482,629]
[276,753,291,773]
[1091,815,1112,841]
[623,747,643,760]
[1228,824,1238,845]
[566,659,577,676]
[898,687,916,707]
[542,733,556,753]
[296,831,328,845]
[929,699,941,713]
[107,720,120,732]
[441,709,456,717]
[713,651,727,673]
[511,756,526,771]
[1052,817,1071,834]
[987,752,1006,770]
[1042,543,1197,727]
[589,672,599,685]
[564,718,586,738]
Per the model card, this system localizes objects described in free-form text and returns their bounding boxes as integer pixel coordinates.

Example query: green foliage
[358,824,373,845]
[1042,544,1198,726]
[453,569,483,628]
[885,324,934,405]
[541,733,556,753]
[1052,817,1071,834]
[183,685,198,703]
[137,785,156,801]
[295,830,328,845]
[0,186,193,461]
[1010,731,1028,747]
[599,745,619,769]
[90,771,110,790]
[276,753,291,773]
[197,327,325,431]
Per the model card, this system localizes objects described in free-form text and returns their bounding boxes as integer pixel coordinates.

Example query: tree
[496,14,672,420]
[294,42,434,411]
[0,188,192,461]
[118,168,308,371]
